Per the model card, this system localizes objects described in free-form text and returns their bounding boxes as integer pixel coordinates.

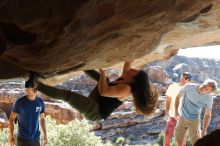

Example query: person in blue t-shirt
[174,79,218,146]
[9,78,48,146]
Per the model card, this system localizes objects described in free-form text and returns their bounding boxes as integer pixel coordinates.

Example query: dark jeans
[37,70,103,121]
[17,136,40,146]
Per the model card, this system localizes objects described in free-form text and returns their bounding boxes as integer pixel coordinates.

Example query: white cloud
[177,45,220,60]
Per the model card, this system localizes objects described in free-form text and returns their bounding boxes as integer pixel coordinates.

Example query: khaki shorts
[175,116,200,145]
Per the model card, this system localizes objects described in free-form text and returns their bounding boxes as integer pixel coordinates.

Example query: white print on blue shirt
[36,106,42,112]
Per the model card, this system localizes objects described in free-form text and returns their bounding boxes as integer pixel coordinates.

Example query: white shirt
[165,83,183,118]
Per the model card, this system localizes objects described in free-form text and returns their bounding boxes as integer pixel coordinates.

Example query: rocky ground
[1,80,220,145]
[93,96,220,145]
[1,57,220,145]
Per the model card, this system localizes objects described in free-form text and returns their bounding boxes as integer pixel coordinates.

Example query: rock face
[145,66,172,94]
[145,66,171,85]
[149,56,220,85]
[94,96,220,145]
[0,81,83,124]
[1,56,219,124]
[0,64,220,145]
[0,65,166,124]
[0,0,220,84]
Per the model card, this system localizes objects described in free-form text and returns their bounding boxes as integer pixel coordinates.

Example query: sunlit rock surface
[0,0,220,84]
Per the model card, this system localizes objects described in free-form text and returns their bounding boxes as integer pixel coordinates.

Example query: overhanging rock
[0,0,220,84]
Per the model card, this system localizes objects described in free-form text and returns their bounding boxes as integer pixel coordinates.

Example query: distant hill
[147,55,220,86]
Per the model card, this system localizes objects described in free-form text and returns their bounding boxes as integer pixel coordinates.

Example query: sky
[177,45,220,60]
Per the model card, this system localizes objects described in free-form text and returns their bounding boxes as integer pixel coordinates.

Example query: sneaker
[25,71,38,88]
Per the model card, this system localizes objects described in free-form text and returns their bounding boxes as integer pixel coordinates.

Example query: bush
[45,117,108,146]
[146,143,160,146]
[128,134,136,141]
[156,131,164,145]
[216,89,220,96]
[0,123,18,146]
[155,131,192,146]
[0,128,10,145]
[115,137,126,145]
[0,117,111,146]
